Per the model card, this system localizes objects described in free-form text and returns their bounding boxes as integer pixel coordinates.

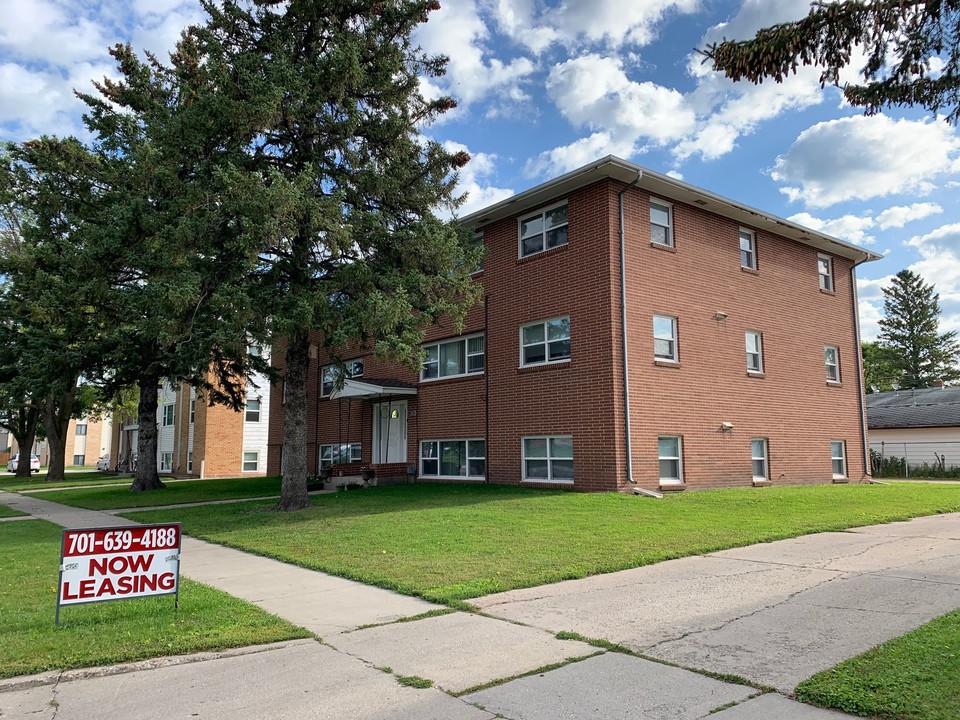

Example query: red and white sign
[58,524,181,607]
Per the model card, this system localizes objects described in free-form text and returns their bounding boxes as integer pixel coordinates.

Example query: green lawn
[123,482,960,604]
[1,471,131,492]
[0,519,310,679]
[796,609,960,720]
[0,504,27,518]
[25,475,283,509]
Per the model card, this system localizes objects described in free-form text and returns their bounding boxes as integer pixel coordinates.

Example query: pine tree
[701,1,960,123]
[193,0,481,510]
[877,270,960,387]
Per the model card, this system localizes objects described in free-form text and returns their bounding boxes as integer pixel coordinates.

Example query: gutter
[618,171,643,484]
[850,256,871,477]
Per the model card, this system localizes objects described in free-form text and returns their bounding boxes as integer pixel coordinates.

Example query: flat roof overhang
[330,378,418,400]
[458,155,882,265]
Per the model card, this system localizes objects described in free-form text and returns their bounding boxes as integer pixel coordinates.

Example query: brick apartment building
[110,363,272,478]
[65,415,113,467]
[266,156,879,492]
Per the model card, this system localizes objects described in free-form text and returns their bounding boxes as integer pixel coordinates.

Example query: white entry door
[373,401,407,464]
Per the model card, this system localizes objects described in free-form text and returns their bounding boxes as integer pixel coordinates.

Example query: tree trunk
[277,331,311,511]
[130,374,166,492]
[41,383,77,483]
[7,406,40,479]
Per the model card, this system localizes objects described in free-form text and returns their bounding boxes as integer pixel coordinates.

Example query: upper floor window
[248,344,262,357]
[650,199,673,247]
[818,254,834,292]
[422,335,485,380]
[824,345,840,383]
[746,331,763,373]
[321,359,364,397]
[521,316,571,366]
[740,229,756,270]
[519,202,568,257]
[468,234,485,274]
[653,314,678,362]
[245,398,261,422]
[75,424,87,436]
[161,404,174,427]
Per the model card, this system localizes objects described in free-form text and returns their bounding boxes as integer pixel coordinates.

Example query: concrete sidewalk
[5,488,947,718]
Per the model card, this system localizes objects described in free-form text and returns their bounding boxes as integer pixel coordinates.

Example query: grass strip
[0,471,131,492]
[795,609,960,720]
[25,476,283,509]
[0,519,310,679]
[118,482,960,604]
[0,504,28,518]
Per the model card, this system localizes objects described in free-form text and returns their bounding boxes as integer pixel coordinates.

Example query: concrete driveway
[470,512,960,692]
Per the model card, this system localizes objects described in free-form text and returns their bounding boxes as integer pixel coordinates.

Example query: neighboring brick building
[109,361,272,478]
[267,156,879,492]
[65,415,113,467]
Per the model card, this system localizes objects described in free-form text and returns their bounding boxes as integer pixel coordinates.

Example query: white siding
[870,427,960,470]
[156,381,177,471]
[242,371,271,473]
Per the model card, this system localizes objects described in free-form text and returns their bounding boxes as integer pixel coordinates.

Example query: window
[248,344,262,357]
[740,229,756,269]
[422,335,485,380]
[161,404,174,427]
[824,345,840,382]
[321,359,365,397]
[190,402,195,424]
[187,451,193,474]
[245,398,261,422]
[242,451,259,472]
[75,424,87,436]
[73,454,84,466]
[752,439,768,481]
[653,315,678,362]
[745,331,763,373]
[831,441,847,478]
[818,254,834,292]
[521,316,571,366]
[468,233,485,273]
[658,436,683,484]
[420,439,485,479]
[523,436,573,483]
[319,443,362,467]
[650,199,673,247]
[160,452,172,472]
[519,202,568,257]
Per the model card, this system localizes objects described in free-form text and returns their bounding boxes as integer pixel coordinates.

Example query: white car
[96,454,111,471]
[7,454,40,473]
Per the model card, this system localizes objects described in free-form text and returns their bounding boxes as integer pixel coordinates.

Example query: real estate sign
[57,523,181,622]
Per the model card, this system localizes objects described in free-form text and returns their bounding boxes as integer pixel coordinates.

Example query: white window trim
[76,424,87,436]
[187,451,193,474]
[746,331,764,373]
[159,452,173,472]
[825,345,841,383]
[650,198,674,247]
[751,438,769,481]
[518,200,569,259]
[321,359,365,397]
[818,254,834,292]
[242,451,259,473]
[419,438,486,480]
[740,228,757,270]
[319,443,362,468]
[421,333,485,382]
[653,314,679,363]
[831,440,847,479]
[161,404,174,427]
[658,435,684,485]
[245,398,261,422]
[520,316,571,368]
[522,435,574,484]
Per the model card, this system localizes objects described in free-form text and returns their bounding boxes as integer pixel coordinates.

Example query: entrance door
[373,401,407,464]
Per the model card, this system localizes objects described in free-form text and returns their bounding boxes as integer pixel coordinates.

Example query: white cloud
[526,131,636,177]
[442,141,514,217]
[415,0,534,113]
[875,203,943,230]
[493,0,699,52]
[905,225,960,335]
[772,115,960,207]
[789,211,876,246]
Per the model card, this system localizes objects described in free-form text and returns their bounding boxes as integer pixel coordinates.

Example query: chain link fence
[870,440,960,479]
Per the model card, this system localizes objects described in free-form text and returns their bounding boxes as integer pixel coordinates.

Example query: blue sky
[2,0,959,343]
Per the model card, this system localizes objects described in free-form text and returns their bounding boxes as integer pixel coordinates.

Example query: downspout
[618,172,643,484]
[484,294,490,484]
[850,256,870,478]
